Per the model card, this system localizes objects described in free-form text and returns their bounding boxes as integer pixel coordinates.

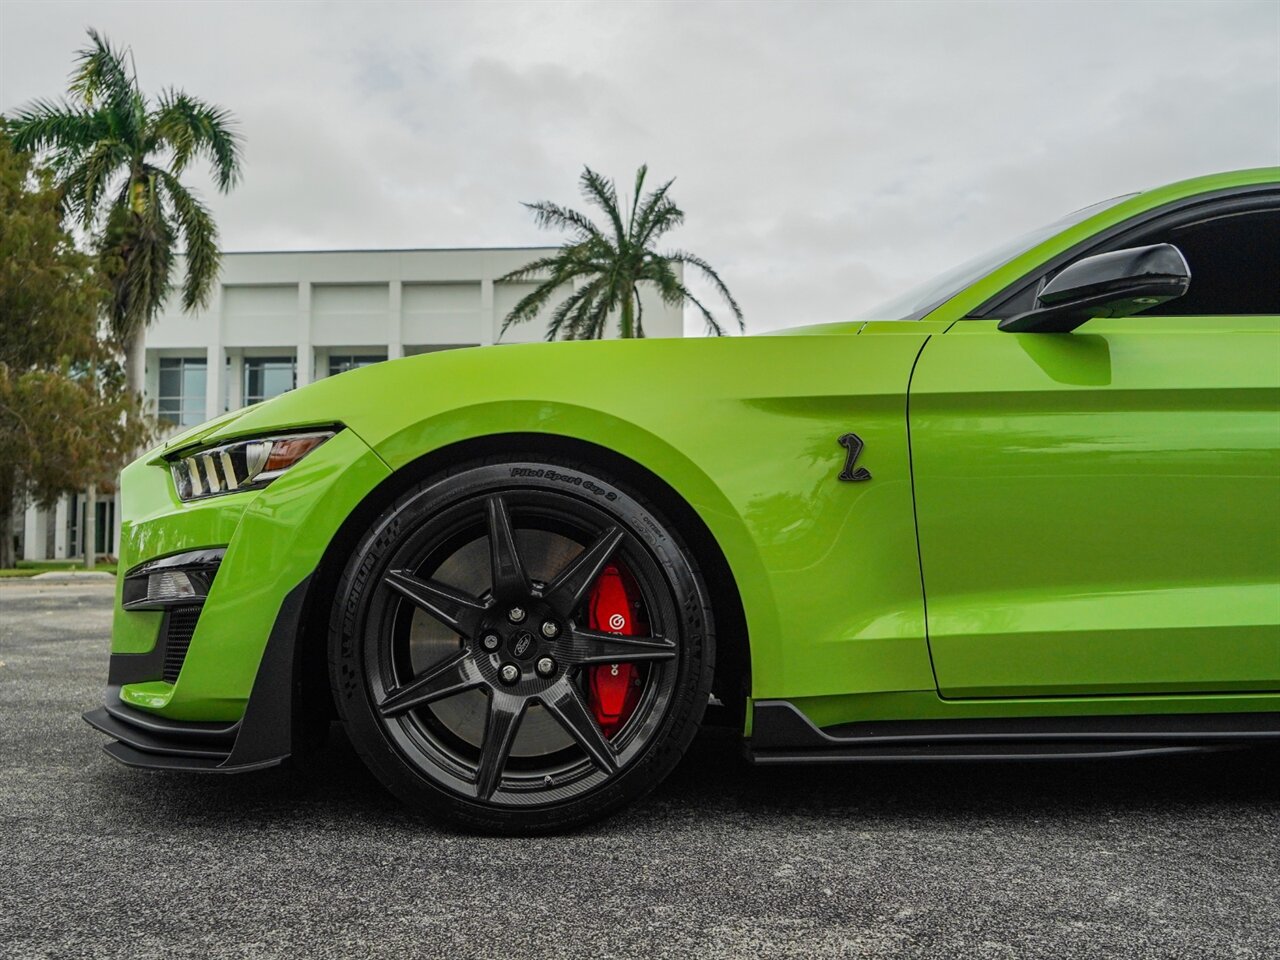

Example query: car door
[907,201,1280,699]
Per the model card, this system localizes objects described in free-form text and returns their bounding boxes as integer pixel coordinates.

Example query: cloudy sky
[2,0,1277,333]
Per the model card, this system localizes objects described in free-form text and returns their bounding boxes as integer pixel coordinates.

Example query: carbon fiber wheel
[328,456,714,833]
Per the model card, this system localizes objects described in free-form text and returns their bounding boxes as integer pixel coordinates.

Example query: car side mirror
[999,243,1190,334]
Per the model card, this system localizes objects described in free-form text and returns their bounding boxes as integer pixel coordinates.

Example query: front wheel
[328,456,715,833]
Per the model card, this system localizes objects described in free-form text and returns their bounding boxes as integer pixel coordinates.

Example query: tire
[328,454,715,833]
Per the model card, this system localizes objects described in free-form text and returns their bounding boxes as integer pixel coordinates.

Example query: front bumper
[85,425,392,769]
[84,576,311,772]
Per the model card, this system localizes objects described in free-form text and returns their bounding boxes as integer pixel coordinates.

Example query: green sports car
[86,168,1280,832]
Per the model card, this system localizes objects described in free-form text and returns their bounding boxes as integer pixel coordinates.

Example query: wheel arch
[296,430,755,739]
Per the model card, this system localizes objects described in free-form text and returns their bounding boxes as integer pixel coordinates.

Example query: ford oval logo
[512,632,534,657]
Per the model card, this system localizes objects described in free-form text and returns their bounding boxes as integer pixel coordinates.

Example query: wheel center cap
[509,629,538,661]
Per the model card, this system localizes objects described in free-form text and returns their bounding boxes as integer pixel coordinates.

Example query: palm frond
[625,164,649,240]
[641,256,729,335]
[578,167,626,246]
[676,284,727,337]
[69,29,138,142]
[555,275,604,341]
[495,254,573,285]
[499,277,573,335]
[521,201,611,248]
[98,181,175,343]
[152,90,243,189]
[155,169,220,311]
[544,278,605,341]
[70,30,134,101]
[636,196,684,247]
[583,294,613,340]
[6,99,108,158]
[497,240,615,335]
[640,255,687,305]
[495,241,611,286]
[59,138,130,227]
[632,175,679,242]
[663,250,745,331]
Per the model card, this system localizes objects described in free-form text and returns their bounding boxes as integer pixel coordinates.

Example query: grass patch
[0,560,118,578]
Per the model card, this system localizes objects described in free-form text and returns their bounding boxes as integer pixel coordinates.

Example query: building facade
[18,247,683,562]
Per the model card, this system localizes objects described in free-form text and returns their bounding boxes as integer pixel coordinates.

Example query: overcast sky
[2,0,1277,333]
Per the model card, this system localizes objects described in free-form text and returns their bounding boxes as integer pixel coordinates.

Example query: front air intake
[162,605,203,684]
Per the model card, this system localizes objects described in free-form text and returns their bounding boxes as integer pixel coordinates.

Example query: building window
[244,357,296,405]
[157,357,207,426]
[328,354,384,377]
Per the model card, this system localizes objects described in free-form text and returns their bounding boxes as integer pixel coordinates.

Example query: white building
[18,246,683,562]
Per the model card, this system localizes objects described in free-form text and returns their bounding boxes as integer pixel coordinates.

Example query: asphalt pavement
[1,580,1277,959]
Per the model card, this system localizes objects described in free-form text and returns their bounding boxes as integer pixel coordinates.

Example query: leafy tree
[0,129,147,568]
[499,165,743,340]
[7,28,242,397]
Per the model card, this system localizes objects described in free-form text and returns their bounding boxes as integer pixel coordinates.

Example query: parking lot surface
[2,580,1277,959]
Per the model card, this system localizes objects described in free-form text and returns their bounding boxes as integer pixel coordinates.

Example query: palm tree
[8,29,242,398]
[500,165,743,340]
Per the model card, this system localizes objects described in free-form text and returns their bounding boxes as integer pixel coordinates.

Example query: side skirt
[745,700,1280,765]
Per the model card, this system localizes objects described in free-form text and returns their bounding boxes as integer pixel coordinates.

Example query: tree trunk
[619,293,635,339]
[118,323,147,554]
[84,485,96,571]
[124,326,146,406]
[0,501,14,570]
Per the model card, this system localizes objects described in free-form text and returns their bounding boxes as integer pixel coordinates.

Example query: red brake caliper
[586,563,644,737]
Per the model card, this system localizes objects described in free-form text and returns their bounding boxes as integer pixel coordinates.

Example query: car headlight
[168,430,335,501]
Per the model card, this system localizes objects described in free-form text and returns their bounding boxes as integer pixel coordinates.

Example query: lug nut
[535,657,556,678]
[540,620,560,639]
[481,633,500,652]
[499,663,520,684]
[507,606,526,623]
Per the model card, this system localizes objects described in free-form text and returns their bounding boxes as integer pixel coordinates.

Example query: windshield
[859,194,1136,320]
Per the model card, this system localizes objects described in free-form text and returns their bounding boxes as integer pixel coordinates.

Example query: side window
[1138,210,1279,316]
[982,198,1280,319]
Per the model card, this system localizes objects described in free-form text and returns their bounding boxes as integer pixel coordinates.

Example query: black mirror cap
[999,243,1190,333]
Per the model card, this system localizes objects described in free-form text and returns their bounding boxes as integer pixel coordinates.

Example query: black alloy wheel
[328,456,715,833]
